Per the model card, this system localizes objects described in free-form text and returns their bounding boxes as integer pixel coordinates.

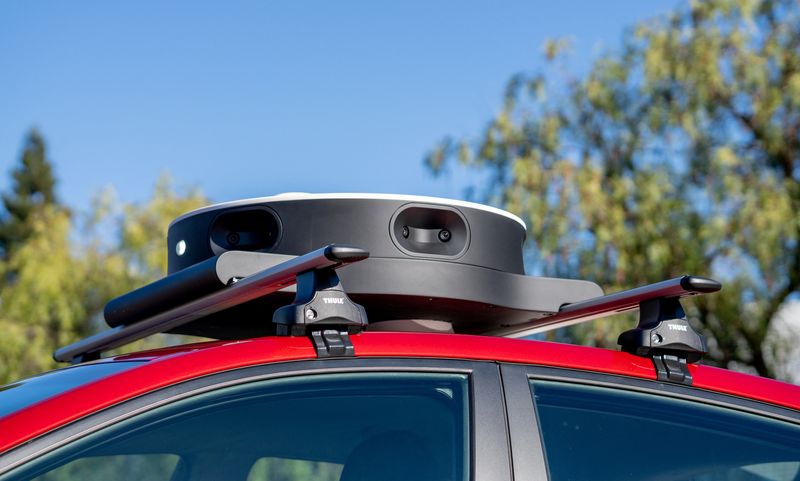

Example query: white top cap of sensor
[169,193,527,229]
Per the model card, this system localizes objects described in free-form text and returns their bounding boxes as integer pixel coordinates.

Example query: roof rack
[490,276,721,337]
[54,244,369,364]
[491,275,721,385]
[53,194,722,385]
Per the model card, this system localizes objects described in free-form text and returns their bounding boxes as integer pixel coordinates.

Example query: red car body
[2,332,798,454]
[2,193,799,480]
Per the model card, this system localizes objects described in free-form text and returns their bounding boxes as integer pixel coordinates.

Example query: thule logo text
[323,298,344,304]
[667,325,688,332]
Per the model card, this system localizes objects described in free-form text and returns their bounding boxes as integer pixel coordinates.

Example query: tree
[91,174,209,356]
[0,165,207,383]
[0,207,89,380]
[0,129,59,258]
[0,131,77,380]
[117,174,208,281]
[427,0,800,379]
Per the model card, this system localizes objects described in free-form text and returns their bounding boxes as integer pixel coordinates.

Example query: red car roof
[2,332,799,454]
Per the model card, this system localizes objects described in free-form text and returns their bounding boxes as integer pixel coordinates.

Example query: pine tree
[0,129,59,258]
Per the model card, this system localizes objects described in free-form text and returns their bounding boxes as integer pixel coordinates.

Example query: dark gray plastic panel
[158,256,603,339]
[167,197,526,274]
[500,364,549,481]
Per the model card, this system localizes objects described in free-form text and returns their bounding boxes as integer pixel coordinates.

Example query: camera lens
[209,207,281,255]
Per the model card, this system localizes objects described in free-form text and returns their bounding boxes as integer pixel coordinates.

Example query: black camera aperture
[209,207,281,254]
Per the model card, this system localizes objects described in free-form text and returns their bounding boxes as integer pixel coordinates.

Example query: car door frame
[0,357,512,481]
[500,363,800,481]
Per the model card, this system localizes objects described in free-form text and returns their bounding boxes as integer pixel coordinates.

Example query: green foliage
[427,0,800,378]
[95,174,208,356]
[117,175,207,280]
[0,207,89,380]
[0,131,208,383]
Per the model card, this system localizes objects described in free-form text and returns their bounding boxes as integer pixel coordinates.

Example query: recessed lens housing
[209,207,281,254]
[390,204,469,258]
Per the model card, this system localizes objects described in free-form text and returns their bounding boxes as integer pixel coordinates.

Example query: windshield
[0,361,145,419]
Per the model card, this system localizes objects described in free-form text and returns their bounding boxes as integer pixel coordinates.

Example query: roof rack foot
[311,330,355,358]
[652,353,693,385]
[70,352,101,365]
[618,296,708,385]
[273,258,368,338]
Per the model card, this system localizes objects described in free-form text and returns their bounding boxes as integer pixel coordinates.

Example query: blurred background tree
[427,0,799,379]
[0,130,207,384]
[1,0,798,384]
[0,129,59,260]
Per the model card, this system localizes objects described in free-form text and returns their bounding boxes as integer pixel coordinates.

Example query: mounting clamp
[618,296,709,386]
[273,246,369,357]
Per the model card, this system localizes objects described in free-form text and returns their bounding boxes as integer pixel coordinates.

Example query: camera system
[104,193,604,339]
[57,192,720,382]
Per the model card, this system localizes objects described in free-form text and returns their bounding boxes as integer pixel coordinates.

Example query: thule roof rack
[55,193,722,384]
[493,275,721,385]
[490,275,721,338]
[55,244,369,363]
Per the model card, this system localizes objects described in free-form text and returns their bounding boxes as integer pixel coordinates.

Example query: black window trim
[526,365,800,424]
[499,364,549,481]
[0,358,512,481]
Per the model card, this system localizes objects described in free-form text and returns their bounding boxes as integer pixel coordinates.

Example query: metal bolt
[305,309,317,320]
[438,229,451,242]
[227,232,241,246]
[651,333,662,345]
[402,226,409,238]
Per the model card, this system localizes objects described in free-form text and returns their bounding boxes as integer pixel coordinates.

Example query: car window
[31,455,180,481]
[531,380,800,481]
[0,361,145,419]
[3,372,469,481]
[246,458,342,481]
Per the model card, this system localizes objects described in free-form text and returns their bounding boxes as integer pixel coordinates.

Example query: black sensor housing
[106,194,603,339]
[167,194,524,275]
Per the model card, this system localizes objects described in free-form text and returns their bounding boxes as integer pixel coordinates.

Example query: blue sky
[1,1,678,213]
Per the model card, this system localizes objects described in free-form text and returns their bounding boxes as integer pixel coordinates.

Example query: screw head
[226,232,241,246]
[651,333,663,345]
[175,240,187,256]
[401,226,409,238]
[305,308,317,320]
[438,229,451,242]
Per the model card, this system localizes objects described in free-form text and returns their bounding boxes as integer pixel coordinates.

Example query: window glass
[4,372,469,481]
[532,380,800,481]
[32,455,179,481]
[246,458,342,481]
[0,362,145,419]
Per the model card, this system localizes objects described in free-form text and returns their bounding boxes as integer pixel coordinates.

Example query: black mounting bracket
[70,352,101,365]
[618,296,708,386]
[310,330,355,358]
[652,353,693,384]
[273,251,368,358]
